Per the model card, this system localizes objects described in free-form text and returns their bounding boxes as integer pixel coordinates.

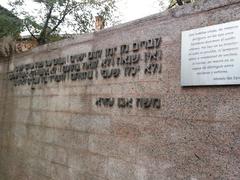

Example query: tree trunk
[37,37,46,45]
[176,0,184,5]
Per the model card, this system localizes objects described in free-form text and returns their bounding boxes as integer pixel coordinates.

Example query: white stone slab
[181,20,240,86]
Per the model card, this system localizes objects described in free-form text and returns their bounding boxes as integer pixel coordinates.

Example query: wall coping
[13,0,240,59]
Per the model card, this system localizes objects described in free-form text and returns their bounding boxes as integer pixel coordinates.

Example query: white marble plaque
[181,20,240,86]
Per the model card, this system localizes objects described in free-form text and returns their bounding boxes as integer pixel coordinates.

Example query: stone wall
[0,57,13,179]
[1,0,240,179]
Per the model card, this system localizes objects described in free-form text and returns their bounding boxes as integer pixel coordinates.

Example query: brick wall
[1,0,240,179]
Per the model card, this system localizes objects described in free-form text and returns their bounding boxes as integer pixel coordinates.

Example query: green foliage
[9,0,116,44]
[0,6,23,38]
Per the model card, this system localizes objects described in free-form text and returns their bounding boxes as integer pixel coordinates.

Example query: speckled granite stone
[1,0,240,179]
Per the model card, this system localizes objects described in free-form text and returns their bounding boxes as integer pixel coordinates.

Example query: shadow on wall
[0,36,15,59]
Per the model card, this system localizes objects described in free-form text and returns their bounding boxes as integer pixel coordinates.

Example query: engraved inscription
[9,37,162,87]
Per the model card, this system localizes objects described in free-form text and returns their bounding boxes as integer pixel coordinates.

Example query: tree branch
[43,5,54,32]
[25,23,38,40]
[38,4,55,44]
[47,0,71,35]
[168,3,177,8]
